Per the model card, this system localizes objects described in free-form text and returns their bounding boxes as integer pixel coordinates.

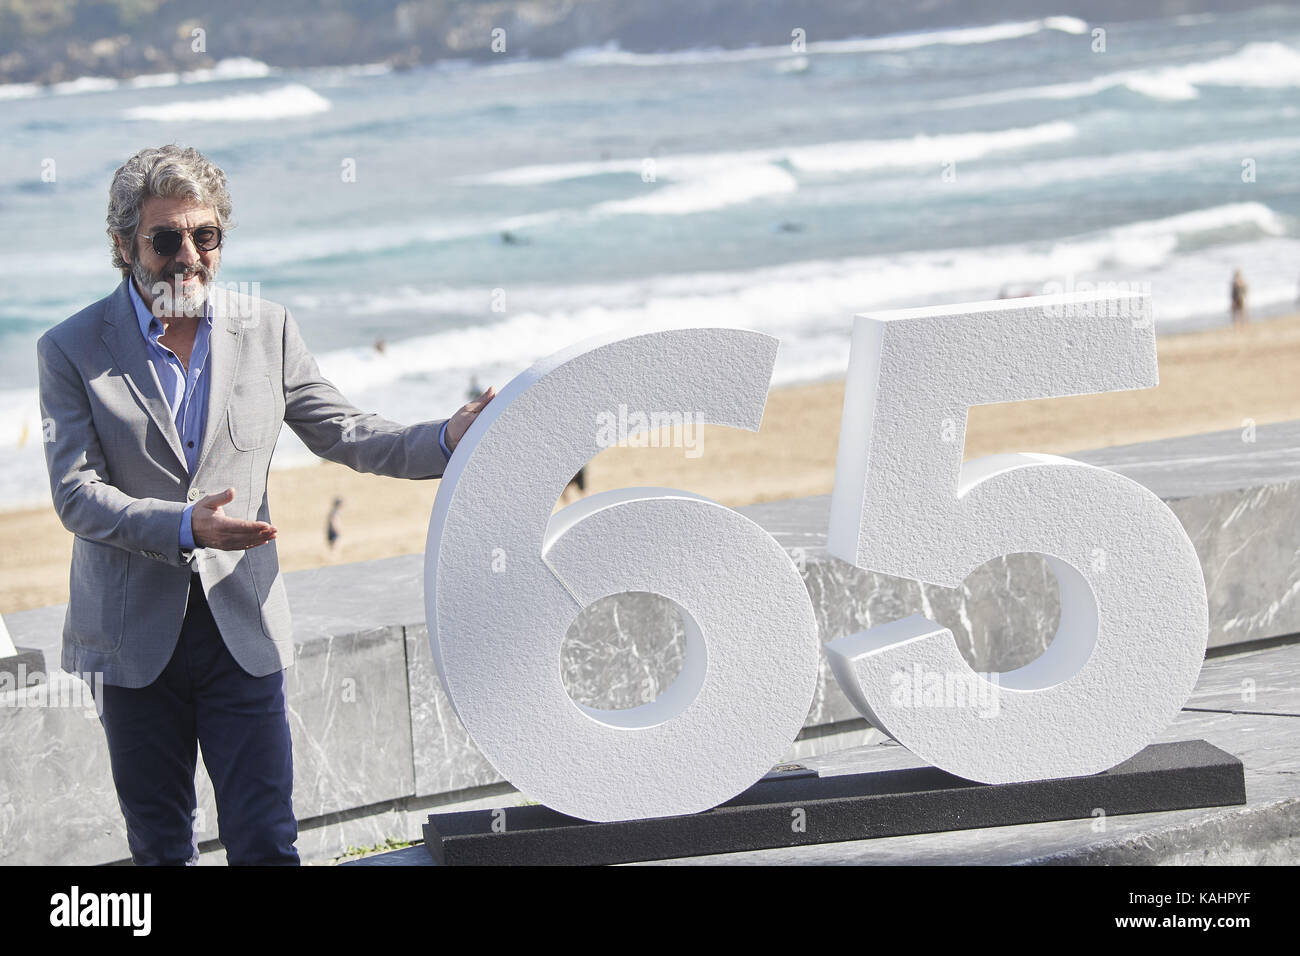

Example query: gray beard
[131,257,215,317]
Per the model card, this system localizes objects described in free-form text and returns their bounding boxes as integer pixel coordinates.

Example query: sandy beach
[3,313,1298,614]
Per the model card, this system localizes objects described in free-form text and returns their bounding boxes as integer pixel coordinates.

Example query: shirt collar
[127,276,214,342]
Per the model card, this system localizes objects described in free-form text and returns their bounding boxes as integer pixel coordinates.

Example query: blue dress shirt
[128,279,213,555]
[438,420,452,461]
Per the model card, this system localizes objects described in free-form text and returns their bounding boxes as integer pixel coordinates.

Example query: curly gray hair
[106,145,233,274]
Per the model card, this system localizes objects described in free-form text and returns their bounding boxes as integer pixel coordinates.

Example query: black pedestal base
[422,739,1246,865]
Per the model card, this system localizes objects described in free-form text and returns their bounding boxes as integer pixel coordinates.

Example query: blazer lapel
[193,288,246,481]
[100,278,189,473]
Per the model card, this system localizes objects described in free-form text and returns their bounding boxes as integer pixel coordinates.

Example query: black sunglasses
[141,225,223,257]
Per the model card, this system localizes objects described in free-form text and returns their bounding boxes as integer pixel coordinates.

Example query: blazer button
[187,488,202,501]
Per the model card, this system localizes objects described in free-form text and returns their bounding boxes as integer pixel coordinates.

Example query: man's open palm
[192,487,277,551]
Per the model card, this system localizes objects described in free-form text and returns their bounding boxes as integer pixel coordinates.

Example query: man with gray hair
[36,144,496,865]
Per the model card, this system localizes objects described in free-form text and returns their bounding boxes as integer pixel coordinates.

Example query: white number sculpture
[825,293,1209,783]
[0,615,15,659]
[426,292,1211,815]
[425,328,821,822]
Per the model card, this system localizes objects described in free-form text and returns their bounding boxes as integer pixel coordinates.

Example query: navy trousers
[91,572,300,865]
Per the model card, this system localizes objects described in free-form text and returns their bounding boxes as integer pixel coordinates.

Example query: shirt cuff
[438,420,453,461]
[180,501,197,552]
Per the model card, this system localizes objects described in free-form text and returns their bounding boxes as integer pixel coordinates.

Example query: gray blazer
[37,278,449,688]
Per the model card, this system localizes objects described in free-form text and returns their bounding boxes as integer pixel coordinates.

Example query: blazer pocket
[67,536,128,652]
[228,374,280,450]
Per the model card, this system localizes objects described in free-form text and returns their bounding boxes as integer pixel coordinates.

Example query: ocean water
[1,7,1298,508]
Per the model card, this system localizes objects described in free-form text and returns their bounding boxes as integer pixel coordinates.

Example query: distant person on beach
[326,496,343,556]
[373,337,386,354]
[560,465,588,506]
[35,144,497,866]
[468,375,481,401]
[998,284,1035,299]
[1231,269,1248,326]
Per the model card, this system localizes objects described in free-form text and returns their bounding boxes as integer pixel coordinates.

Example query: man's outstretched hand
[191,487,277,551]
[446,385,497,451]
